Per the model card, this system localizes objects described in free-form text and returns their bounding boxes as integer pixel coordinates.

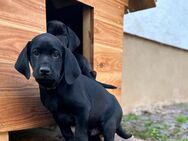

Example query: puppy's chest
[43,92,77,114]
[42,85,85,114]
[59,94,80,113]
[58,93,87,115]
[43,94,59,113]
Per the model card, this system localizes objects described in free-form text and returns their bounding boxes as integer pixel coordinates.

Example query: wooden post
[0,132,9,141]
[83,5,93,67]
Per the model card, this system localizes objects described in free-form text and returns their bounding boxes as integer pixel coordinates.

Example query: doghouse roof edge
[126,0,156,13]
[77,0,156,13]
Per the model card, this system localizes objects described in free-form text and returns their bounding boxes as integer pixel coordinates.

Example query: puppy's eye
[32,49,40,56]
[52,50,60,58]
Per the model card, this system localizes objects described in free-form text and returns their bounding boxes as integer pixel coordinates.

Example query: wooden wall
[78,0,126,100]
[0,0,55,132]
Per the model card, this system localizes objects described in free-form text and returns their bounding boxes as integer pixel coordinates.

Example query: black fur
[15,33,132,141]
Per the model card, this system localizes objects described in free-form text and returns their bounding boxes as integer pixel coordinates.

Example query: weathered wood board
[0,0,55,132]
[87,0,125,96]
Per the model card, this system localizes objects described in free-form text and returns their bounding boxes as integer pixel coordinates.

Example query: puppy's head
[47,20,80,52]
[15,33,81,88]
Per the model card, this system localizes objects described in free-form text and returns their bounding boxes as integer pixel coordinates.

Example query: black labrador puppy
[47,20,117,89]
[15,33,132,141]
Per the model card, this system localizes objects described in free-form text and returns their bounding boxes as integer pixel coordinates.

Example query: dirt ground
[10,103,188,141]
[10,127,143,141]
[115,135,144,141]
[122,103,188,141]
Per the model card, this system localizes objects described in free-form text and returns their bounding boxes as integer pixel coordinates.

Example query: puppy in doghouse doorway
[47,20,117,89]
[15,33,132,141]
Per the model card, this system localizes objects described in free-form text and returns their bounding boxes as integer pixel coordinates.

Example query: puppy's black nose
[39,66,51,75]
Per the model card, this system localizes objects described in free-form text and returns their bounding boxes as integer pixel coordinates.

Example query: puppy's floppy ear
[15,41,31,79]
[64,48,81,84]
[66,26,80,52]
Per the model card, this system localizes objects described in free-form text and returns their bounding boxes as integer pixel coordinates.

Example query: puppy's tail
[116,126,133,139]
[97,81,117,89]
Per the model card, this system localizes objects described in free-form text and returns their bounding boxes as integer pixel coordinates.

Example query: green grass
[123,113,139,121]
[175,115,188,123]
[122,104,188,141]
[146,126,168,141]
[181,139,188,141]
[122,114,169,140]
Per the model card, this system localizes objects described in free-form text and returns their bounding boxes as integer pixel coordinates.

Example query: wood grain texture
[77,0,94,7]
[77,0,125,96]
[0,132,9,141]
[0,63,38,97]
[0,25,41,64]
[94,45,123,72]
[0,25,40,96]
[0,0,50,132]
[96,71,122,97]
[83,5,93,66]
[78,0,128,11]
[93,0,125,27]
[124,0,129,7]
[94,45,123,96]
[0,24,53,132]
[94,19,123,49]
[0,0,45,32]
[0,97,55,132]
[91,0,125,96]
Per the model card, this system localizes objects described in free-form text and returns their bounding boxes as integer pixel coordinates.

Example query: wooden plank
[0,132,9,141]
[124,0,129,7]
[83,5,93,66]
[0,25,40,96]
[94,45,123,72]
[0,97,54,132]
[94,45,123,97]
[114,0,129,6]
[0,24,41,64]
[0,0,45,32]
[96,71,122,97]
[78,0,128,8]
[94,19,123,49]
[94,0,125,27]
[0,0,49,132]
[79,0,125,26]
[77,0,94,7]
[91,0,125,96]
[0,63,38,97]
[128,0,156,12]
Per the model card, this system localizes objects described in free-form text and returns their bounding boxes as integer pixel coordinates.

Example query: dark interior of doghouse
[46,0,92,56]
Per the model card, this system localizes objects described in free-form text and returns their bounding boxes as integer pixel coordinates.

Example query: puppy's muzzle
[39,66,51,76]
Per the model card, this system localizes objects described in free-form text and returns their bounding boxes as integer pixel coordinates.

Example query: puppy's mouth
[35,77,56,87]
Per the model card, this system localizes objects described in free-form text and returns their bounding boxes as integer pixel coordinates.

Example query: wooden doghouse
[0,0,155,140]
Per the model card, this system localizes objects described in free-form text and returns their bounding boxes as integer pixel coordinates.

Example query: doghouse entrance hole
[46,0,94,66]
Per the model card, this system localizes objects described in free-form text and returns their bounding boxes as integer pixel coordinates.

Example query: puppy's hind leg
[101,119,116,141]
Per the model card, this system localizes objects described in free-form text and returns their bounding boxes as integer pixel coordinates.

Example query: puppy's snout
[39,66,51,76]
